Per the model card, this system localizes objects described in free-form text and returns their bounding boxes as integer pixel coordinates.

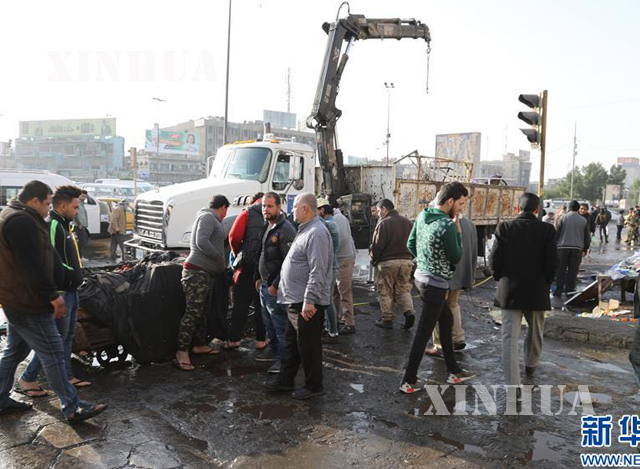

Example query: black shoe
[454,342,466,351]
[525,366,536,377]
[338,325,356,336]
[375,319,393,330]
[267,360,281,374]
[0,398,33,416]
[254,348,277,362]
[291,388,324,400]
[402,312,415,330]
[263,378,294,392]
[66,403,108,425]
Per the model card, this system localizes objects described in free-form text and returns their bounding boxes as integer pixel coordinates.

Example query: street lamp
[223,0,232,145]
[152,97,166,184]
[384,82,394,164]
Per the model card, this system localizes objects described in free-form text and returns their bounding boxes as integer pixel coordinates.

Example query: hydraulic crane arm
[307,11,431,201]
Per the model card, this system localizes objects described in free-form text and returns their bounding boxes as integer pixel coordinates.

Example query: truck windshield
[223,147,272,182]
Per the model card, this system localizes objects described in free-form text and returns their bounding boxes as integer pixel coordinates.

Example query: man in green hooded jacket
[399,182,476,393]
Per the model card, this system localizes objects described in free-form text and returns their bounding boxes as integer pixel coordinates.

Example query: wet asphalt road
[0,233,639,468]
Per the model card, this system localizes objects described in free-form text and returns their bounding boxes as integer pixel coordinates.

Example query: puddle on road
[589,362,631,374]
[428,432,487,456]
[564,391,612,405]
[202,360,269,377]
[238,403,295,420]
[517,431,570,464]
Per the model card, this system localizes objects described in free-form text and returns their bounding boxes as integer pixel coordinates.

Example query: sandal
[14,384,49,398]
[192,347,220,356]
[223,342,242,350]
[70,378,92,388]
[425,347,444,359]
[173,358,195,371]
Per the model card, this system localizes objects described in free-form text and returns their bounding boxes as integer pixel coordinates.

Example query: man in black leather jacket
[254,192,297,373]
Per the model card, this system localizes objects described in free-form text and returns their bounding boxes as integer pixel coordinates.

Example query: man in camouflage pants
[175,195,230,371]
[370,199,416,330]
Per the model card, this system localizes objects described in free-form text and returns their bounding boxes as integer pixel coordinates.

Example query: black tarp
[78,251,230,363]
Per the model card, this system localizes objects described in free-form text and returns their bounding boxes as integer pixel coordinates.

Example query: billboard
[19,118,116,138]
[435,132,482,163]
[144,128,199,156]
[617,157,639,166]
[263,110,297,129]
[605,184,621,201]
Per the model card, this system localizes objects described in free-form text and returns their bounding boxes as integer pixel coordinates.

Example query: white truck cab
[127,139,315,252]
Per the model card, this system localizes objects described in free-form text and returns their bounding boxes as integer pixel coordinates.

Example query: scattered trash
[350,384,364,393]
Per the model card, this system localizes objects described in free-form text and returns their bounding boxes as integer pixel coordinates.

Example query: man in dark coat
[489,192,557,386]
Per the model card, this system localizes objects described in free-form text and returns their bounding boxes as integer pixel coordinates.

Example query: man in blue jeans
[18,185,91,396]
[255,192,297,374]
[0,181,107,423]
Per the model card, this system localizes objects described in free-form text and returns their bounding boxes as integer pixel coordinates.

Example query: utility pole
[130,147,138,196]
[152,97,166,185]
[538,90,548,197]
[223,0,232,145]
[384,82,394,164]
[286,67,291,113]
[570,123,577,199]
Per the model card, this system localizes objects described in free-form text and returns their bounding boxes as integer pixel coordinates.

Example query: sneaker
[375,319,393,330]
[447,370,476,384]
[399,379,425,394]
[267,360,281,374]
[402,312,415,330]
[254,348,277,362]
[322,334,340,345]
[338,325,356,335]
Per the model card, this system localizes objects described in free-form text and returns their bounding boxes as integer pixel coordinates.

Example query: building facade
[14,118,124,183]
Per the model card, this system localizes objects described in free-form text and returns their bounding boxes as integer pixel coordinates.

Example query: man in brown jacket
[370,199,415,330]
[109,200,127,262]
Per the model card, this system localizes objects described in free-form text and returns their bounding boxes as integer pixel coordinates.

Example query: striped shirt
[278,215,333,306]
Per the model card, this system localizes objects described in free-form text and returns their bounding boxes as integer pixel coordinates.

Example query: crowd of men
[1,179,639,423]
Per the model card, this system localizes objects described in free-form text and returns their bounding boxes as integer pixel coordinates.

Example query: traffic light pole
[537,90,548,197]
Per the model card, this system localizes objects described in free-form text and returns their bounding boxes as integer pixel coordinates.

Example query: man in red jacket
[228,193,268,351]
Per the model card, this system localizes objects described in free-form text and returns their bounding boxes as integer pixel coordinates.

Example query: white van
[82,180,155,201]
[0,170,109,237]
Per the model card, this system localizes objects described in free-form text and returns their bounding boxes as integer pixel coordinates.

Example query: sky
[1,0,639,181]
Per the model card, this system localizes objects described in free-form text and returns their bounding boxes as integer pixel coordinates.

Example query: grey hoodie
[185,208,226,274]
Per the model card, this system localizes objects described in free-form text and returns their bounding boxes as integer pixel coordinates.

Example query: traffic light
[517,93,543,147]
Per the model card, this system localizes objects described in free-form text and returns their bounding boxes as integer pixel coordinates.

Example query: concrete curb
[544,312,637,349]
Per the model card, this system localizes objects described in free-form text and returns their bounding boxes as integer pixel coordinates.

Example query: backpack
[598,212,608,224]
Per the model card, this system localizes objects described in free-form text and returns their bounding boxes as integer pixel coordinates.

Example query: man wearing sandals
[174,194,230,371]
[0,181,107,423]
[17,185,91,396]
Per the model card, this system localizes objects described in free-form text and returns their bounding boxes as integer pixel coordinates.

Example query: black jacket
[48,210,83,292]
[254,213,297,288]
[490,211,558,311]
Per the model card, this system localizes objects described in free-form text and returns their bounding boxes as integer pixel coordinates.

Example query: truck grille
[134,200,164,242]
